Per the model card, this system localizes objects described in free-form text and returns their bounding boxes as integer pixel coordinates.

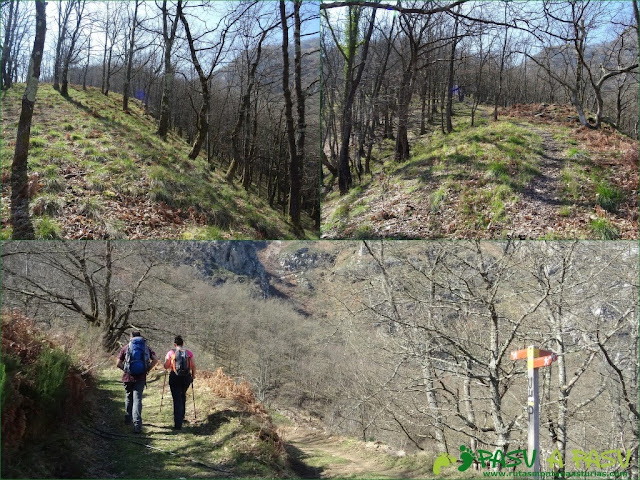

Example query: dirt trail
[281,425,430,479]
[508,126,568,238]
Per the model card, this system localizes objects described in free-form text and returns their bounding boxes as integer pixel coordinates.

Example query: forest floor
[1,84,316,240]
[322,103,638,239]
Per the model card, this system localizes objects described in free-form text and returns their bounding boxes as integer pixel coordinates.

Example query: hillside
[322,103,638,240]
[1,311,438,479]
[1,84,315,240]
[1,312,290,478]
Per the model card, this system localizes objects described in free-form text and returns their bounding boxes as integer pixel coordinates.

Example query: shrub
[78,197,104,219]
[595,183,623,213]
[29,137,47,149]
[590,218,619,240]
[33,346,71,408]
[32,194,65,216]
[34,216,62,239]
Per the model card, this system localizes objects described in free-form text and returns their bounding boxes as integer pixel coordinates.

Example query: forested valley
[2,240,637,478]
[1,0,320,240]
[321,1,639,240]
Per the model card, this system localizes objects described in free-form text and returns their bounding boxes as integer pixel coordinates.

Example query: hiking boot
[133,425,142,434]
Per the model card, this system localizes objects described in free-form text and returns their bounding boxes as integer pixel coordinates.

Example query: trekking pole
[160,370,167,413]
[192,381,197,420]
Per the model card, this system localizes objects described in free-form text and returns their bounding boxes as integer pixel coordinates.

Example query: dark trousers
[169,373,192,429]
[124,380,145,429]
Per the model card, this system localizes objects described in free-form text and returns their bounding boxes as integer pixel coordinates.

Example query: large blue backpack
[124,337,150,376]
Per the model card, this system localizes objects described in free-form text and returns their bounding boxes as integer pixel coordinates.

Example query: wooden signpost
[510,346,557,473]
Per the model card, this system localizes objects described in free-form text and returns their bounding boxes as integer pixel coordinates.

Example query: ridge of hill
[322,103,638,240]
[1,84,315,240]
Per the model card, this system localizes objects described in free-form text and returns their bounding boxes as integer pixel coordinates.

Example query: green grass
[595,183,623,213]
[590,217,619,240]
[324,108,552,236]
[181,225,226,240]
[352,223,375,239]
[430,184,448,212]
[304,452,351,468]
[486,160,510,182]
[34,216,62,238]
[30,136,47,148]
[88,367,291,478]
[350,202,370,217]
[77,197,104,219]
[558,206,572,217]
[2,84,314,239]
[32,194,65,216]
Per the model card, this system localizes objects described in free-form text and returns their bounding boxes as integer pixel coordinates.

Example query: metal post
[527,346,540,473]
[160,369,167,413]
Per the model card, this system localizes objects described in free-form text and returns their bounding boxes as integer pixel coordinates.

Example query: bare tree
[10,0,46,239]
[156,0,183,140]
[53,0,73,91]
[179,2,241,160]
[1,0,20,89]
[60,0,86,97]
[526,1,638,129]
[280,0,306,230]
[2,241,165,351]
[324,3,379,193]
[122,0,141,111]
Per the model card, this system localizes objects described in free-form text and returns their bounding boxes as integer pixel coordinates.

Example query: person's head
[174,335,184,347]
[131,330,142,338]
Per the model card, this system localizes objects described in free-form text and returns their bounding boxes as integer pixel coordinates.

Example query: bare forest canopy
[1,240,638,477]
[1,0,320,239]
[321,0,639,193]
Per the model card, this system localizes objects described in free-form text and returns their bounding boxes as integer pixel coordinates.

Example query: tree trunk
[11,0,46,239]
[337,5,377,194]
[104,45,113,95]
[82,34,90,90]
[123,0,140,112]
[53,0,72,92]
[178,8,210,159]
[226,29,268,184]
[157,0,182,140]
[1,0,16,90]
[280,0,302,227]
[394,65,413,162]
[61,2,85,101]
[420,75,428,135]
[494,10,508,122]
[445,11,460,133]
[101,6,109,94]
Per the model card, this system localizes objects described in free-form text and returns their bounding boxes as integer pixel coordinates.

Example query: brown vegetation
[1,310,89,451]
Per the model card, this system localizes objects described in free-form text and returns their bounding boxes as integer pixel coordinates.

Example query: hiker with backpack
[116,331,158,434]
[163,335,196,430]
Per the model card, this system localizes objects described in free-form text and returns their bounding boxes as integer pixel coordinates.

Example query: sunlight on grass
[595,182,623,213]
[430,184,448,213]
[590,217,619,240]
[2,84,312,239]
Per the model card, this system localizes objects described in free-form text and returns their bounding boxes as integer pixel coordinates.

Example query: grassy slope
[322,103,638,239]
[86,367,293,478]
[1,84,315,240]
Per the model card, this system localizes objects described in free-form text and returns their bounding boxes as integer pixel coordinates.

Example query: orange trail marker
[511,345,557,474]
